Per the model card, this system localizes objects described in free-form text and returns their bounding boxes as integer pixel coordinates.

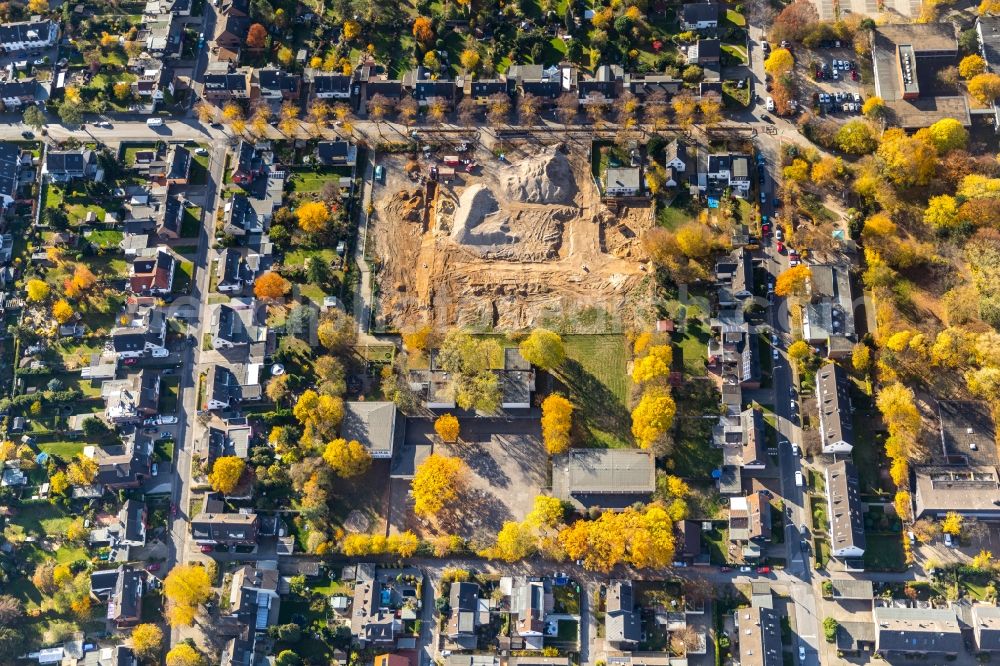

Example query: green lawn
[181,206,202,238]
[656,192,700,230]
[724,8,747,26]
[175,260,194,293]
[37,440,85,460]
[9,502,74,539]
[671,378,723,478]
[814,537,830,568]
[87,230,123,249]
[722,44,748,63]
[159,377,179,414]
[864,534,905,571]
[553,335,630,448]
[22,373,103,398]
[287,168,352,194]
[555,619,578,642]
[44,183,109,226]
[188,145,209,185]
[284,248,341,270]
[811,495,829,532]
[672,317,710,376]
[704,524,729,565]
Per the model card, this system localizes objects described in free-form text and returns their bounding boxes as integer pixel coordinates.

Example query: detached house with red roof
[129,248,175,295]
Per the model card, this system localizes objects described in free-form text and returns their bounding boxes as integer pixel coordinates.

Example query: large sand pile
[450,184,516,248]
[500,148,576,204]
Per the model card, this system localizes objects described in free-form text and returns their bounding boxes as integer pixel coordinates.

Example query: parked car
[21,131,33,139]
[776,241,785,253]
[123,358,138,365]
[159,415,178,425]
[766,97,775,111]
[756,566,771,574]
[945,533,954,547]
[160,431,171,439]
[720,566,732,572]
[194,147,208,156]
[795,471,804,487]
[772,347,779,359]
[151,463,158,476]
[200,545,214,553]
[739,565,752,573]
[775,227,784,241]
[799,646,806,663]
[792,443,800,456]
[789,252,801,267]
[146,562,161,572]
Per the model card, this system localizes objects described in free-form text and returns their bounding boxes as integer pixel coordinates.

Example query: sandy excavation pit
[371,144,656,331]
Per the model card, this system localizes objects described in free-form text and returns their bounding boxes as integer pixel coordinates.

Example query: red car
[146,562,161,572]
[756,566,771,574]
[776,241,785,253]
[200,545,214,553]
[720,566,732,572]
[171,503,178,518]
[123,358,138,365]
[761,222,771,235]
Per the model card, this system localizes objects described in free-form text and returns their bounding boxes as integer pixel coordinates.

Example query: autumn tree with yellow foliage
[631,345,673,383]
[164,564,212,627]
[631,387,676,449]
[519,328,566,370]
[208,456,245,495]
[774,265,812,297]
[297,201,331,234]
[540,394,573,455]
[322,438,372,477]
[558,506,675,571]
[434,414,460,442]
[411,454,466,518]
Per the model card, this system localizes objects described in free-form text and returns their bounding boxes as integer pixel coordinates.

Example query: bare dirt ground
[371,142,656,331]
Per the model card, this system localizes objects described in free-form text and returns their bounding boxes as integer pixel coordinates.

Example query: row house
[0,80,42,108]
[202,68,252,103]
[257,68,301,101]
[0,20,58,52]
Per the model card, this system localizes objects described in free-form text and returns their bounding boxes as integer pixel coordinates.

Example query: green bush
[823,617,838,642]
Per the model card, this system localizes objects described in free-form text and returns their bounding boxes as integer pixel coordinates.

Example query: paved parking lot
[794,46,868,118]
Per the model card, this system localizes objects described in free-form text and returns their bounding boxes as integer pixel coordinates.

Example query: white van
[146,117,164,127]
[794,471,804,487]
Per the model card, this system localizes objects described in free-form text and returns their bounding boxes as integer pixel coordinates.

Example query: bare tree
[645,89,669,130]
[556,92,578,125]
[427,97,449,125]
[457,97,480,127]
[518,93,542,126]
[584,94,608,126]
[486,92,511,126]
[368,93,395,138]
[398,96,419,129]
[670,626,702,656]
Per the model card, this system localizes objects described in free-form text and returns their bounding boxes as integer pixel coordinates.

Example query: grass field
[181,206,201,238]
[554,334,630,448]
[37,440,86,460]
[284,248,342,270]
[87,230,123,249]
[159,377,179,414]
[9,502,75,539]
[672,317,710,376]
[814,537,830,568]
[288,168,352,194]
[864,534,905,571]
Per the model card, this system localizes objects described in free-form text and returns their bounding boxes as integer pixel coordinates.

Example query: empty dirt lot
[371,142,656,331]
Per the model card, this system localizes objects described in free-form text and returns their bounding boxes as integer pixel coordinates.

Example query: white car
[799,646,806,662]
[772,347,779,359]
[195,147,209,156]
[945,533,954,547]
[151,462,158,476]
[766,97,775,111]
[792,443,800,456]
[159,415,178,425]
[795,471,804,487]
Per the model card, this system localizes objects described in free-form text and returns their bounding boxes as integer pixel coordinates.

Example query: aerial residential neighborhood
[0,0,1000,664]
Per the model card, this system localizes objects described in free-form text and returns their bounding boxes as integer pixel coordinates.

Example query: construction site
[370,142,656,332]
